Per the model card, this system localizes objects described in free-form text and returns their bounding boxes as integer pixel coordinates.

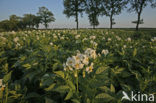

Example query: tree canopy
[101,0,128,29]
[128,0,156,30]
[86,0,102,29]
[63,0,86,30]
[37,6,55,29]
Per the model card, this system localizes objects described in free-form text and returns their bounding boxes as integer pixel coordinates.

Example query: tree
[37,7,55,29]
[63,0,86,30]
[0,20,11,31]
[86,0,102,29]
[23,14,36,29]
[33,16,42,29]
[9,15,20,31]
[101,0,128,29]
[128,0,156,31]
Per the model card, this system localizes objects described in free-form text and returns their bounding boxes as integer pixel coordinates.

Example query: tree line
[63,0,156,30]
[0,0,155,31]
[0,7,55,31]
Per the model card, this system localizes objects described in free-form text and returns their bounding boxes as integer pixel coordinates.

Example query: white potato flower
[85,48,97,59]
[63,63,68,71]
[76,53,84,62]
[50,42,53,46]
[123,45,127,48]
[82,38,87,41]
[102,49,109,56]
[108,38,111,41]
[151,37,156,42]
[14,37,19,42]
[116,36,121,41]
[60,37,64,40]
[74,63,84,70]
[86,63,94,73]
[66,57,76,67]
[75,35,80,39]
[90,41,98,47]
[82,55,89,65]
[90,50,97,59]
[90,36,96,40]
[85,48,92,57]
[37,36,39,40]
[127,37,131,42]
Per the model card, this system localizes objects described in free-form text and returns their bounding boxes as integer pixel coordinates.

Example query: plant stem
[76,76,79,93]
[5,84,8,103]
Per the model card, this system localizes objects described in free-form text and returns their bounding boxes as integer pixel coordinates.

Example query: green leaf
[45,97,55,103]
[22,63,31,69]
[4,63,8,72]
[54,85,69,92]
[114,67,124,74]
[120,71,132,78]
[71,99,80,103]
[66,80,76,91]
[65,90,73,100]
[95,93,114,100]
[99,86,110,92]
[133,48,137,57]
[54,71,64,78]
[96,67,107,74]
[110,84,115,93]
[86,98,90,103]
[3,71,12,83]
[25,92,40,99]
[45,83,56,91]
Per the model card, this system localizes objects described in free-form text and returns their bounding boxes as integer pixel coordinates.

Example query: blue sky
[0,0,156,28]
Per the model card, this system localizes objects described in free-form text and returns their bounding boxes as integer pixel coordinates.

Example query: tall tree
[128,0,156,30]
[86,0,102,29]
[101,0,128,29]
[63,0,86,30]
[37,7,55,29]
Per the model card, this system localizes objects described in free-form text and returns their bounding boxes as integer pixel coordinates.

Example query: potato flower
[127,37,131,42]
[50,42,53,46]
[75,35,80,39]
[102,49,109,56]
[86,63,94,73]
[90,36,96,40]
[116,36,121,41]
[151,37,156,42]
[85,48,97,59]
[82,55,89,65]
[66,57,76,67]
[108,38,111,41]
[14,37,19,43]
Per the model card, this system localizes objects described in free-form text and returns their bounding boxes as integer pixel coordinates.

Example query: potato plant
[0,29,156,103]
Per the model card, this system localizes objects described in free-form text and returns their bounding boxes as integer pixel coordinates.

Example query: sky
[0,0,156,28]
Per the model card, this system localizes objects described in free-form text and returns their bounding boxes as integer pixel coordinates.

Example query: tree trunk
[110,15,113,29]
[45,23,47,29]
[76,12,78,30]
[136,1,144,31]
[136,12,141,31]
[93,25,95,29]
[93,16,95,29]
